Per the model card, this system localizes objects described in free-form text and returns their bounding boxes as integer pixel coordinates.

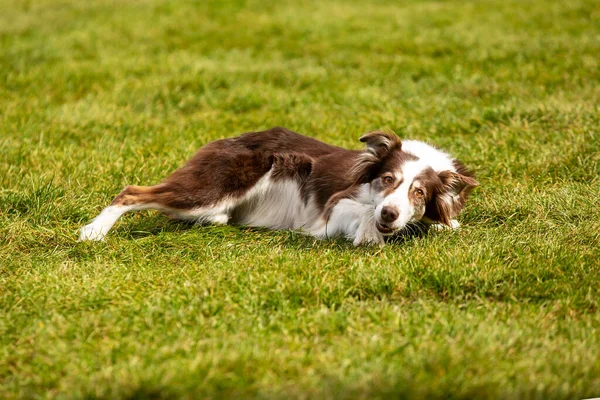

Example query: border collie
[79,127,478,246]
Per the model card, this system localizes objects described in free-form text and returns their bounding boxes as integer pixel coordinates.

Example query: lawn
[1,0,599,398]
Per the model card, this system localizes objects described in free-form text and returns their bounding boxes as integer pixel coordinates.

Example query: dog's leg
[79,204,134,241]
[312,198,384,247]
[352,210,385,247]
[80,145,275,241]
[79,184,188,241]
[79,172,266,241]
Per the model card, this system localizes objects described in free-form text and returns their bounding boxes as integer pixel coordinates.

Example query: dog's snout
[381,206,399,223]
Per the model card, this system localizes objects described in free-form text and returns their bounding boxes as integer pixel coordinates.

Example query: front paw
[352,228,384,247]
[430,219,460,231]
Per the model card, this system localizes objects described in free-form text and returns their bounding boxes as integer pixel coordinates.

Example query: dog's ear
[434,171,479,225]
[359,131,402,159]
[350,131,402,184]
[438,171,479,196]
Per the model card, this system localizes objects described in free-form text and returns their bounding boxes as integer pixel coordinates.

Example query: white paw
[352,226,384,247]
[430,219,460,231]
[210,214,230,225]
[79,224,106,241]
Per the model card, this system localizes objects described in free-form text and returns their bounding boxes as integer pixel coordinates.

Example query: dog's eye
[382,176,393,185]
[415,189,424,197]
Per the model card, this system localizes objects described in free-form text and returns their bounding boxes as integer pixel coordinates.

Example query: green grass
[1,0,599,398]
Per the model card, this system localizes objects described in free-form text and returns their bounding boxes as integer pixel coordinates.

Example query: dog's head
[351,131,479,235]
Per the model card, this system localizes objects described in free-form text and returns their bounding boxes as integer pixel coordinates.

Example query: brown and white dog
[79,127,478,246]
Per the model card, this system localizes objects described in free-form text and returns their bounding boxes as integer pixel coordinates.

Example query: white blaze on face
[375,160,429,229]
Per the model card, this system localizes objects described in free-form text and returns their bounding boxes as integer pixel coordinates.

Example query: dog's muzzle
[375,221,395,235]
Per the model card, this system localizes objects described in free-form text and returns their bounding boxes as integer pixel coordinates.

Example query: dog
[79,127,478,246]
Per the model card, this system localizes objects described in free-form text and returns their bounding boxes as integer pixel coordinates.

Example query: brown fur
[109,127,371,214]
[423,168,479,226]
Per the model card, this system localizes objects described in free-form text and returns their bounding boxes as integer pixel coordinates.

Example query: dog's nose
[381,206,399,223]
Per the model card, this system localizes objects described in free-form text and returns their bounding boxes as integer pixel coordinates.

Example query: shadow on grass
[125,217,196,239]
[122,216,432,248]
[386,222,431,245]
